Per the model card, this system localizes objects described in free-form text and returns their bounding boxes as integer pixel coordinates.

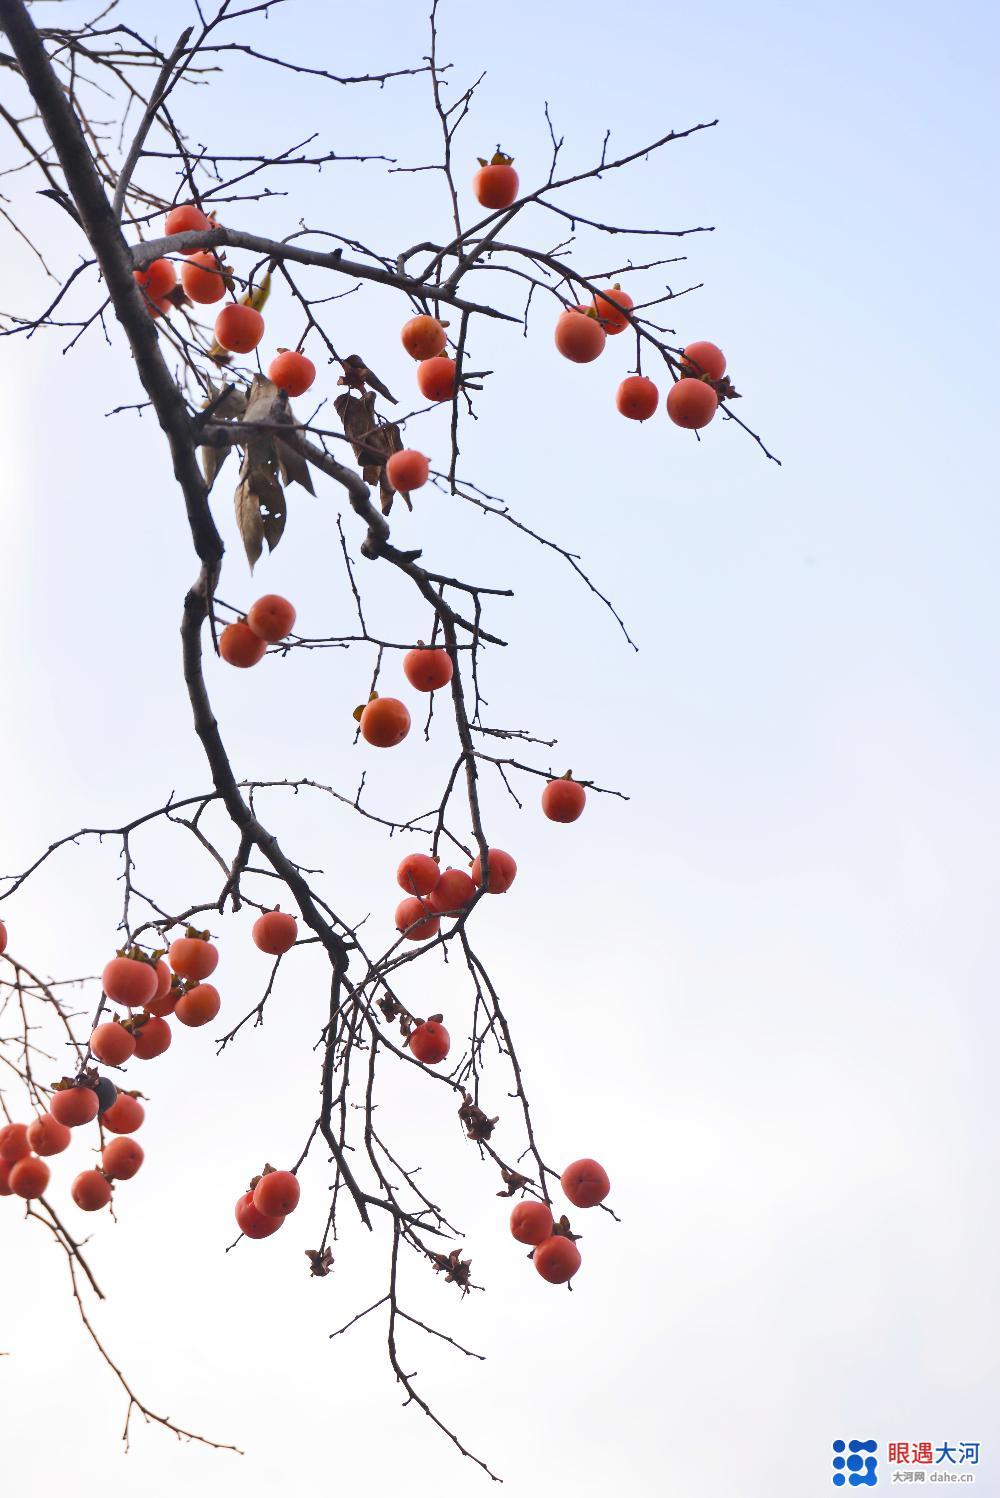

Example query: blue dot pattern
[833,1440,878,1487]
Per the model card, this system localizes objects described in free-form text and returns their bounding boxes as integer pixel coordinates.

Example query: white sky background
[1,1,998,1494]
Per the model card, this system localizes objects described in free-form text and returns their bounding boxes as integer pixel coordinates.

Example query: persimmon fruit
[554,307,606,363]
[386,449,430,494]
[666,378,719,430]
[427,868,476,914]
[252,909,298,955]
[593,285,634,333]
[9,1155,50,1199]
[680,340,726,381]
[27,1114,71,1157]
[50,1087,99,1128]
[0,1123,30,1162]
[268,349,316,397]
[168,934,219,980]
[409,1021,450,1065]
[402,646,452,692]
[542,777,587,823]
[510,1200,554,1246]
[416,356,456,402]
[247,594,296,643]
[396,853,440,898]
[616,375,659,422]
[560,1157,610,1208]
[90,1022,137,1066]
[253,1169,300,1217]
[534,1235,582,1284]
[220,619,267,668]
[360,696,411,748]
[164,203,213,235]
[471,848,517,893]
[101,1093,144,1134]
[133,258,176,301]
[236,1190,284,1239]
[473,155,519,210]
[0,920,7,953]
[174,983,221,1027]
[395,897,440,942]
[214,303,265,354]
[132,1016,171,1060]
[102,1137,144,1181]
[103,954,158,1008]
[72,1170,112,1212]
[181,251,227,304]
[0,1161,12,1196]
[401,315,447,361]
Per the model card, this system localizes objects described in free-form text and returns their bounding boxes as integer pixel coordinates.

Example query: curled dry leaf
[232,375,315,570]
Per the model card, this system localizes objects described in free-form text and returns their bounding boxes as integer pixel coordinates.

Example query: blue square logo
[833,1439,878,1486]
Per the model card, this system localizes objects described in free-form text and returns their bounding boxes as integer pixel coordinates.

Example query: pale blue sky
[1,1,998,1495]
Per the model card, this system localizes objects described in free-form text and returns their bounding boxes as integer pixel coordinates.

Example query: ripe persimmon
[510,1199,554,1246]
[395,897,440,942]
[0,1123,30,1162]
[164,203,213,235]
[180,250,227,304]
[169,933,219,980]
[473,153,519,210]
[27,1114,71,1157]
[471,848,517,893]
[252,909,298,955]
[0,920,7,953]
[50,1086,99,1128]
[101,1093,144,1134]
[360,696,411,748]
[253,1169,300,1217]
[402,646,452,693]
[174,983,220,1027]
[680,340,726,381]
[133,258,176,301]
[427,868,476,914]
[102,1137,144,1180]
[149,959,172,1005]
[408,1020,450,1064]
[214,303,265,354]
[72,1170,112,1212]
[247,594,296,643]
[666,378,718,430]
[616,375,659,422]
[9,1155,50,1199]
[541,776,587,823]
[534,1235,581,1284]
[235,1190,284,1239]
[554,307,606,363]
[219,619,267,668]
[416,356,456,402]
[396,852,440,898]
[103,954,158,1008]
[90,1022,137,1067]
[593,285,634,333]
[386,449,430,494]
[401,315,447,361]
[0,1161,12,1196]
[560,1157,610,1208]
[147,976,179,1018]
[132,1016,171,1060]
[268,349,316,397]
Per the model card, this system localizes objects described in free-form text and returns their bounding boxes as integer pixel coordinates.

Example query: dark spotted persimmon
[534,1234,582,1284]
[247,594,296,643]
[554,307,606,363]
[471,848,517,893]
[616,375,659,422]
[360,696,411,748]
[219,619,267,668]
[593,285,634,333]
[253,1169,300,1217]
[132,1016,171,1060]
[174,983,221,1027]
[680,340,726,381]
[386,449,430,494]
[9,1155,50,1199]
[403,646,452,693]
[90,1022,137,1067]
[541,777,587,823]
[133,258,176,301]
[102,1137,144,1180]
[168,934,219,980]
[396,853,440,898]
[395,897,440,942]
[50,1086,99,1128]
[101,1093,144,1134]
[510,1199,554,1246]
[416,356,456,402]
[0,1123,30,1162]
[401,315,447,361]
[560,1157,610,1208]
[235,1190,284,1239]
[666,378,719,430]
[214,303,265,354]
[252,909,298,955]
[427,868,476,914]
[72,1170,112,1212]
[268,349,316,397]
[181,251,227,304]
[408,1020,450,1064]
[164,203,213,235]
[102,954,158,1008]
[27,1114,71,1157]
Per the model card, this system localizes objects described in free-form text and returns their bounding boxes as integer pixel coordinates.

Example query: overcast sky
[1,1,998,1494]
